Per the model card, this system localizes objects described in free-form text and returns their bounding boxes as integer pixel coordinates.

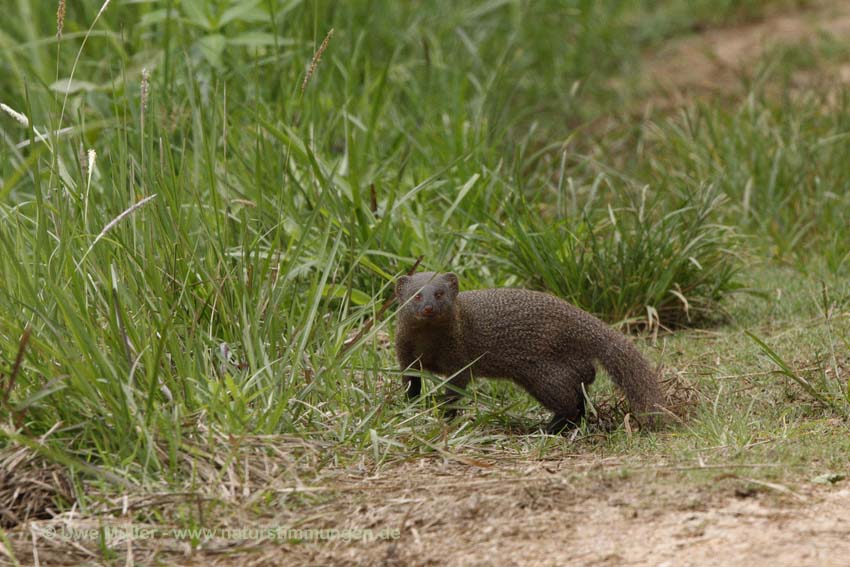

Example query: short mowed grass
[1,0,849,535]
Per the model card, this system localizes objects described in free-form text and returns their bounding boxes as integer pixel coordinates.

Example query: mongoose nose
[421,305,434,316]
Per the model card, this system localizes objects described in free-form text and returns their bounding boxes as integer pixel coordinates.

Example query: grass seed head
[141,67,150,121]
[56,0,66,39]
[302,28,335,92]
[0,103,30,127]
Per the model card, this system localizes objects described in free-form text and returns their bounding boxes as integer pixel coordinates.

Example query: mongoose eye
[414,293,423,301]
[434,290,444,299]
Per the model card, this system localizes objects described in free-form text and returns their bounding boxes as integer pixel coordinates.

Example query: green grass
[488,181,741,327]
[635,91,850,269]
[1,0,849,527]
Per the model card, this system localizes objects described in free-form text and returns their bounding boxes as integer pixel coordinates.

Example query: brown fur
[395,272,665,432]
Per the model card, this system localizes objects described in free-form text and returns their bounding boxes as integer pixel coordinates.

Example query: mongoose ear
[395,275,411,298]
[442,272,459,295]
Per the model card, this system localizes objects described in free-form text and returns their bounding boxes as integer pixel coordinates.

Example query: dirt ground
[279,465,849,567]
[5,456,850,566]
[644,0,850,100]
[244,462,850,567]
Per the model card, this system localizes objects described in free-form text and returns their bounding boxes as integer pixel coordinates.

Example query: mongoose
[395,272,665,432]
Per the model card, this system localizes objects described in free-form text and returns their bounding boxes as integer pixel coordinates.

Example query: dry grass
[4,443,849,566]
[0,445,72,529]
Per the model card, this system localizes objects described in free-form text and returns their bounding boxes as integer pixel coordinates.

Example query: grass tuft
[489,181,741,328]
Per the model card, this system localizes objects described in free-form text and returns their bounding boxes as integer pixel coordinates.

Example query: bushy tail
[598,332,665,425]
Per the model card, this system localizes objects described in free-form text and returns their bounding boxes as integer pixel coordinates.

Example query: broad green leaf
[196,34,227,68]
[138,9,169,27]
[322,284,372,306]
[228,32,278,47]
[180,0,212,30]
[220,0,266,27]
[50,79,100,94]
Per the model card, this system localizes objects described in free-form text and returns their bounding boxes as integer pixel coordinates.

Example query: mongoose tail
[597,332,665,425]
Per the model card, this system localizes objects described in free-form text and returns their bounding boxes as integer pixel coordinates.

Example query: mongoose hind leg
[522,361,596,434]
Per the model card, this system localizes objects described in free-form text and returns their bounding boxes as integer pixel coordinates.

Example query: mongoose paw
[545,414,581,435]
[405,376,421,399]
[438,396,463,420]
[440,406,462,420]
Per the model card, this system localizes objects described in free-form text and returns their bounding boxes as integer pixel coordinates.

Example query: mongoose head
[396,272,459,324]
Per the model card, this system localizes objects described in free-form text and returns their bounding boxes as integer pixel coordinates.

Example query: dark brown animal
[395,272,664,432]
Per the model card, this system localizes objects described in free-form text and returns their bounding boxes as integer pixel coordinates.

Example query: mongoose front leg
[406,373,422,399]
[440,369,471,418]
[396,339,421,400]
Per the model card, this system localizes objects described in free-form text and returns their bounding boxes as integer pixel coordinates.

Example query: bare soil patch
[4,455,849,566]
[644,0,850,101]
